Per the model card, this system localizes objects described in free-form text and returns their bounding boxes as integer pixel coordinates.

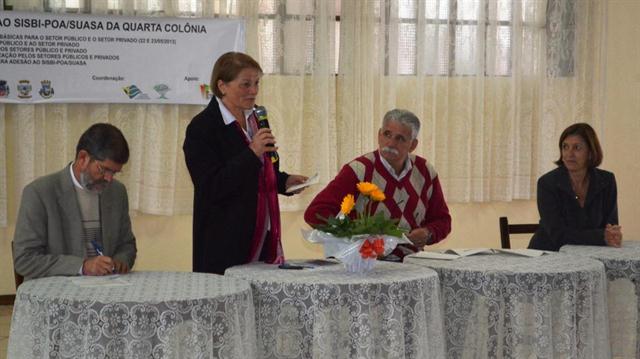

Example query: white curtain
[0,0,606,227]
[337,0,606,202]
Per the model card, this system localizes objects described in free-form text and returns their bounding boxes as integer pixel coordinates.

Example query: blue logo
[123,84,141,99]
[0,80,9,98]
[39,80,54,99]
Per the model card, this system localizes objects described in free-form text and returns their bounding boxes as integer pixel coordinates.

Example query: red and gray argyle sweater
[305,150,451,259]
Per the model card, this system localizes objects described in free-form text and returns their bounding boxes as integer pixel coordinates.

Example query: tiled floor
[0,305,12,359]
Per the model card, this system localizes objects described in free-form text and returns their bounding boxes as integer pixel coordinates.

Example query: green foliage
[315,212,406,239]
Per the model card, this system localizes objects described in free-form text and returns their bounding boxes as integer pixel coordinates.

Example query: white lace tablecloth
[7,271,257,359]
[561,241,640,359]
[225,261,445,359]
[405,253,609,359]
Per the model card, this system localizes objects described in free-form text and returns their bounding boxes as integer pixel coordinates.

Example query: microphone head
[254,105,268,119]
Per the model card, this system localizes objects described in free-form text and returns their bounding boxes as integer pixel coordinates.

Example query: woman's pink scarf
[233,113,284,264]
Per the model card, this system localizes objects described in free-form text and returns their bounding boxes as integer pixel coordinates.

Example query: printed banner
[0,11,244,104]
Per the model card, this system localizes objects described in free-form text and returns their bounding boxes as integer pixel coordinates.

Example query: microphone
[254,105,279,164]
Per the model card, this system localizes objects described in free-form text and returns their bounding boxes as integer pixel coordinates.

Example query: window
[395,0,514,76]
[546,0,575,77]
[171,0,340,74]
[178,0,199,14]
[257,0,340,74]
[255,0,516,76]
[46,0,561,77]
[44,0,83,12]
[46,0,164,14]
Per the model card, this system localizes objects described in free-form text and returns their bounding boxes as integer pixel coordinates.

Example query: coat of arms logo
[0,80,9,98]
[39,80,55,99]
[17,80,32,99]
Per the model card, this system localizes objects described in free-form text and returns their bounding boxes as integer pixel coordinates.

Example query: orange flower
[360,238,385,259]
[359,240,377,259]
[356,182,379,196]
[340,194,355,215]
[372,238,385,255]
[370,189,386,202]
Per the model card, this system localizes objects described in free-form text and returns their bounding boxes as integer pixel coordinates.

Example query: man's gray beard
[80,170,105,194]
[381,147,399,156]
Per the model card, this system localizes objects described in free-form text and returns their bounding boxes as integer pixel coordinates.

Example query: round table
[561,241,640,358]
[7,271,256,359]
[226,261,445,359]
[405,253,609,359]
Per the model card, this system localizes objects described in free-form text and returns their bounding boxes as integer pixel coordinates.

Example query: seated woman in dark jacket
[528,123,622,251]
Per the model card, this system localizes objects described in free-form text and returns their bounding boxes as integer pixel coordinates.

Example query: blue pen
[91,240,104,256]
[91,240,115,273]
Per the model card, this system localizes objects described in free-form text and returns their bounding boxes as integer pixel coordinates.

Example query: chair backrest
[11,241,24,290]
[499,217,539,249]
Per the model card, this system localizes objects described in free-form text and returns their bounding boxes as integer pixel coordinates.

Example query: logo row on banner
[0,79,215,102]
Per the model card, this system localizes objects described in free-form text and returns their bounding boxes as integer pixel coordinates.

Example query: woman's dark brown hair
[210,52,262,98]
[555,122,603,168]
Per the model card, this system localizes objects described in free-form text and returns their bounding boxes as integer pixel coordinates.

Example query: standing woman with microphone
[183,52,307,274]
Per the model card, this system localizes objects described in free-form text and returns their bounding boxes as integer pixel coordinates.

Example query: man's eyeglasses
[94,160,119,177]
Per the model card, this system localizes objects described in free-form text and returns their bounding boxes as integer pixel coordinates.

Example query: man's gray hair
[382,109,421,140]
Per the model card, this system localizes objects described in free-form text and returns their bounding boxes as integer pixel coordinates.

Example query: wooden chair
[499,217,539,249]
[11,241,24,290]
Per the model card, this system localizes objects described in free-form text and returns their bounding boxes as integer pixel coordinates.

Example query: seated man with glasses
[13,123,137,279]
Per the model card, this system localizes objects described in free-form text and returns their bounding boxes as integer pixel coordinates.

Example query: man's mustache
[381,147,399,156]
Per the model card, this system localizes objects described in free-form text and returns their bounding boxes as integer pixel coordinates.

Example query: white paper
[71,275,131,287]
[286,173,319,193]
[410,251,462,260]
[410,247,550,260]
[446,248,495,256]
[410,248,496,260]
[495,248,549,257]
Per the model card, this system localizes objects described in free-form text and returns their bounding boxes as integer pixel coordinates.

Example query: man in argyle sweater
[304,109,451,261]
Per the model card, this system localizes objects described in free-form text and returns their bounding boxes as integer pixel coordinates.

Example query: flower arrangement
[303,181,408,272]
[308,181,408,268]
[315,181,406,239]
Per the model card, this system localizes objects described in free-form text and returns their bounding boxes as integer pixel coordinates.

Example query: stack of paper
[495,248,548,257]
[410,248,549,260]
[411,248,495,260]
[286,173,319,193]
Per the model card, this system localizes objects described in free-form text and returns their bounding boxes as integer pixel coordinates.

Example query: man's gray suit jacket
[13,164,137,279]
